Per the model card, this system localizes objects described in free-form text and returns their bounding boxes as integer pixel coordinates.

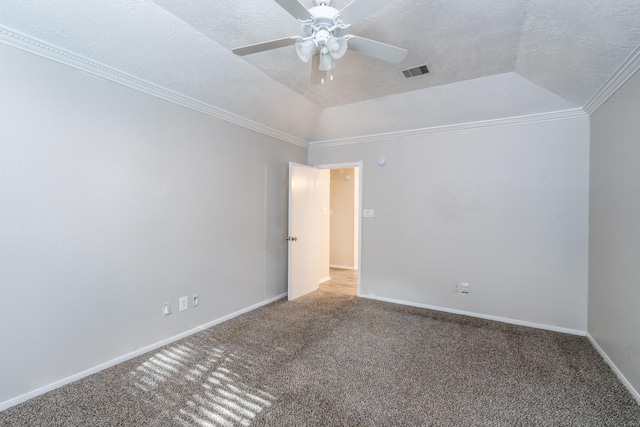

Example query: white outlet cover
[179,296,188,312]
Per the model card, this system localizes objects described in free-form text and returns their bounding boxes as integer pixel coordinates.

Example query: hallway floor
[319,268,357,296]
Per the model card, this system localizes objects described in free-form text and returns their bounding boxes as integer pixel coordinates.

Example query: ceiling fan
[232,0,408,84]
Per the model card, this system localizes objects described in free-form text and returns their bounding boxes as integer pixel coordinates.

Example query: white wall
[589,69,640,398]
[310,117,590,331]
[330,168,356,269]
[0,43,305,405]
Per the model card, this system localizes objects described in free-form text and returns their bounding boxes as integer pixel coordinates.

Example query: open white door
[288,162,320,300]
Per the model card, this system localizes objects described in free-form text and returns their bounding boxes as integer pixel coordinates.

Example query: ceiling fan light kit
[232,0,408,84]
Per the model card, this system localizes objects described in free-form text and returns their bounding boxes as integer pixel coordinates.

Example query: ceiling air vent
[401,64,429,79]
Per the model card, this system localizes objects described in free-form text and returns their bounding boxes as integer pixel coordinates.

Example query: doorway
[317,163,362,296]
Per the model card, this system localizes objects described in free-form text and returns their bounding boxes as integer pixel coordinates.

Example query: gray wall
[589,69,640,396]
[0,43,305,404]
[310,117,590,331]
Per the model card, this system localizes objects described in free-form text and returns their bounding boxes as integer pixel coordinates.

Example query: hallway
[319,268,357,296]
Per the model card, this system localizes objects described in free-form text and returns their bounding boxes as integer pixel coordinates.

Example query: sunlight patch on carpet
[129,341,273,427]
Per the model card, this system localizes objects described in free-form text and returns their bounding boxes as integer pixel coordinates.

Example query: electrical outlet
[179,296,188,312]
[193,294,199,307]
[162,303,171,316]
[453,282,470,294]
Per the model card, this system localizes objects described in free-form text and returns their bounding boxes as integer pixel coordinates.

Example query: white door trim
[314,161,363,296]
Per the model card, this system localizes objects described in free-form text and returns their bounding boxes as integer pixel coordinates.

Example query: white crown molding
[584,43,640,115]
[309,108,588,149]
[0,25,308,149]
[6,22,635,150]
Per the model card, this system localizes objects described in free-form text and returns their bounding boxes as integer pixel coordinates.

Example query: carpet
[1,289,639,426]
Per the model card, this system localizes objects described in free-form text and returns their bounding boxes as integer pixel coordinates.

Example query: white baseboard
[587,333,640,404]
[0,293,287,412]
[319,276,331,284]
[359,294,586,336]
[12,293,638,412]
[358,294,640,404]
[329,265,358,270]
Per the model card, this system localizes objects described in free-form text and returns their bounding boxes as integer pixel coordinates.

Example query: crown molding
[584,43,640,115]
[309,108,588,149]
[7,22,632,150]
[0,25,308,149]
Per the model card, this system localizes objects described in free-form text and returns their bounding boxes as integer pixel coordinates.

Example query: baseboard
[0,293,287,412]
[329,265,358,270]
[319,276,331,284]
[359,294,586,336]
[587,333,640,404]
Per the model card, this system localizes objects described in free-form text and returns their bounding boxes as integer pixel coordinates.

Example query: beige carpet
[2,289,639,426]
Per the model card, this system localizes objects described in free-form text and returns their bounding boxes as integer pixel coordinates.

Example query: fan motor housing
[309,6,339,19]
[304,6,346,38]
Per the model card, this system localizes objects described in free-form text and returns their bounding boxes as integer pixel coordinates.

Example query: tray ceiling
[1,0,639,142]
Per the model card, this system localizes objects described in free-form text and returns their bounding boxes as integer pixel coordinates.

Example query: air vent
[401,64,429,78]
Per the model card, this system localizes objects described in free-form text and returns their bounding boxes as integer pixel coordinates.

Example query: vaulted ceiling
[1,0,639,143]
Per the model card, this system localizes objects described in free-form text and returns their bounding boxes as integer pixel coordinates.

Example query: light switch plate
[363,209,375,218]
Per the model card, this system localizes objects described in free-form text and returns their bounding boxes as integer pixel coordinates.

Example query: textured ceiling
[1,0,639,142]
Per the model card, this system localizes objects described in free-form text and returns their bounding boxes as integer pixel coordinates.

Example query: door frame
[314,161,363,296]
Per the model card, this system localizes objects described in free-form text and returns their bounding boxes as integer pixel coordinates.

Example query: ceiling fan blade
[347,36,408,64]
[232,37,298,56]
[274,0,311,20]
[310,54,327,85]
[339,0,388,24]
